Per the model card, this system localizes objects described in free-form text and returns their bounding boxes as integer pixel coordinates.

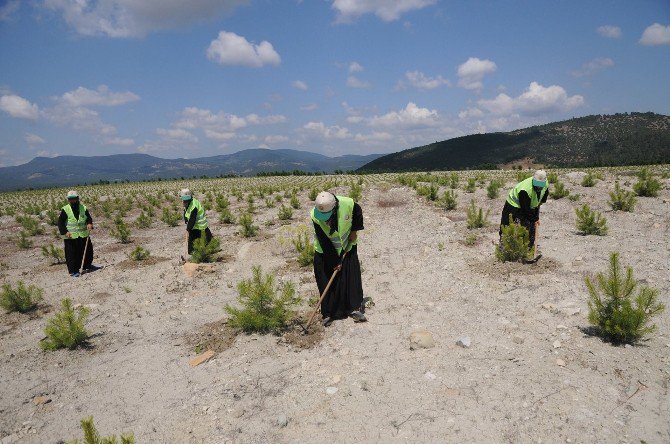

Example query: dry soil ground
[0,172,669,443]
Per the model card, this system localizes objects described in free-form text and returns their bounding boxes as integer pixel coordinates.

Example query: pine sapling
[550,180,570,199]
[290,194,301,209]
[1,281,43,313]
[190,236,220,263]
[224,266,300,333]
[308,188,319,201]
[464,178,476,193]
[633,168,661,197]
[219,208,235,224]
[278,204,293,221]
[129,246,150,261]
[239,212,258,238]
[575,204,608,235]
[68,416,135,444]
[292,229,314,267]
[41,298,90,350]
[110,216,131,243]
[486,180,503,199]
[42,243,65,264]
[496,216,531,262]
[608,181,636,212]
[581,172,598,187]
[17,231,33,249]
[449,173,459,189]
[160,207,181,227]
[586,252,665,344]
[135,211,151,229]
[466,199,489,229]
[439,190,457,210]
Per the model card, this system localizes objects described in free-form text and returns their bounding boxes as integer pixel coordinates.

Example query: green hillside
[359,112,670,172]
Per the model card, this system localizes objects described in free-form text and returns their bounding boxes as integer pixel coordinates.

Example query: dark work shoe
[350,311,367,322]
[70,272,80,278]
[85,265,102,271]
[321,316,332,327]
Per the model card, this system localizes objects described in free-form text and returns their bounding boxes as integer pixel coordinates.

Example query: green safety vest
[62,204,89,239]
[310,195,357,255]
[185,198,208,230]
[506,177,548,209]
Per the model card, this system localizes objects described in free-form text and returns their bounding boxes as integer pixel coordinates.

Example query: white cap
[67,190,79,198]
[533,170,547,187]
[180,188,192,200]
[315,192,336,213]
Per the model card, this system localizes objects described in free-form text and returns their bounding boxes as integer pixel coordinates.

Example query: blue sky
[0,0,669,166]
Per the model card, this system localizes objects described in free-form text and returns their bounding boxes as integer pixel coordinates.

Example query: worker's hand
[348,231,357,242]
[65,232,72,238]
[86,224,93,231]
[535,220,540,227]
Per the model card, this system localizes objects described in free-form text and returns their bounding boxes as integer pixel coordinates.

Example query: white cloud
[292,80,308,91]
[44,0,249,38]
[347,75,371,89]
[349,61,364,73]
[25,133,46,146]
[104,137,134,146]
[44,104,117,135]
[0,0,20,21]
[332,0,437,23]
[571,57,614,77]
[354,131,393,144]
[60,85,139,107]
[300,103,318,111]
[207,31,280,67]
[477,81,584,116]
[264,135,289,145]
[457,57,497,91]
[398,70,450,90]
[156,128,198,142]
[303,121,351,139]
[369,102,440,128]
[639,23,670,46]
[597,25,621,39]
[204,130,236,141]
[0,95,39,120]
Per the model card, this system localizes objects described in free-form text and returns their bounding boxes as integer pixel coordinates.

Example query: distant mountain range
[0,149,383,191]
[359,112,670,172]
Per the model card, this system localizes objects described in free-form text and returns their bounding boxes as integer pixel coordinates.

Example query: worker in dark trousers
[58,190,99,277]
[499,170,549,247]
[181,188,213,255]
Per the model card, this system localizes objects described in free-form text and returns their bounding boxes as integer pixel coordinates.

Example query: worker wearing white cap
[180,188,213,256]
[499,170,549,247]
[311,191,366,325]
[57,190,99,277]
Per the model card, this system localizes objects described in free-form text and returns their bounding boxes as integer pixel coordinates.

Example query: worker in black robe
[499,170,549,247]
[312,192,366,326]
[57,190,99,277]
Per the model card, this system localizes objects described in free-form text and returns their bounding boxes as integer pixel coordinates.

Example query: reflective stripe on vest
[62,204,89,239]
[311,195,357,255]
[506,177,548,209]
[185,198,208,230]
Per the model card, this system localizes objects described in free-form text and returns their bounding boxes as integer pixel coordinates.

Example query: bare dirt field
[1,171,669,443]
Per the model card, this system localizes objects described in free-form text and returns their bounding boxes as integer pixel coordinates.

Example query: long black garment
[58,203,94,274]
[499,188,548,246]
[183,205,213,254]
[313,201,364,319]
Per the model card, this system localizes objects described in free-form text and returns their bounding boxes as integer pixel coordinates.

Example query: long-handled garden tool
[180,231,188,264]
[78,235,91,275]
[302,252,347,333]
[523,221,542,264]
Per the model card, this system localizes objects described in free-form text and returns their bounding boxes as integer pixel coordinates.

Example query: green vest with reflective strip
[506,177,548,209]
[311,195,357,255]
[185,198,208,230]
[62,204,89,239]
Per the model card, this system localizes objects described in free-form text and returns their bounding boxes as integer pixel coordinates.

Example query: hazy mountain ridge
[359,112,670,172]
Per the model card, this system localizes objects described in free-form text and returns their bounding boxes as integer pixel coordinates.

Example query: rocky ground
[0,171,669,443]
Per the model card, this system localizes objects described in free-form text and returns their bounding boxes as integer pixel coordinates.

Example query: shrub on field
[292,228,314,267]
[215,195,230,212]
[586,252,665,344]
[129,246,150,261]
[550,180,570,199]
[68,415,135,444]
[239,212,258,238]
[575,204,608,235]
[466,200,489,229]
[308,188,319,201]
[17,231,33,249]
[224,266,299,333]
[568,193,581,202]
[290,193,301,209]
[496,217,530,262]
[581,172,598,187]
[41,298,89,350]
[111,216,131,243]
[1,281,42,313]
[135,211,151,229]
[486,180,503,199]
[516,171,531,183]
[633,168,661,197]
[191,236,220,264]
[219,208,235,224]
[547,171,559,184]
[46,208,59,226]
[464,178,476,193]
[42,243,65,264]
[464,233,478,246]
[265,197,275,209]
[16,215,44,236]
[449,173,459,189]
[278,204,293,221]
[609,181,636,212]
[438,190,457,210]
[160,207,181,227]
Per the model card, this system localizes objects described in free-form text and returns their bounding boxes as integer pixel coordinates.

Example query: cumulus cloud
[477,81,584,116]
[156,128,198,143]
[44,104,117,135]
[300,103,318,111]
[104,137,134,146]
[457,57,497,91]
[397,70,450,90]
[369,102,440,128]
[292,80,308,91]
[347,75,371,89]
[44,0,249,38]
[639,23,670,46]
[264,135,289,145]
[0,95,40,120]
[25,133,46,146]
[207,31,280,67]
[571,57,614,77]
[349,61,364,73]
[60,85,139,107]
[303,121,351,139]
[597,25,621,39]
[332,0,437,23]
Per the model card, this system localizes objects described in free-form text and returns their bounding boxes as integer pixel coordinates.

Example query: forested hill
[359,112,670,172]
